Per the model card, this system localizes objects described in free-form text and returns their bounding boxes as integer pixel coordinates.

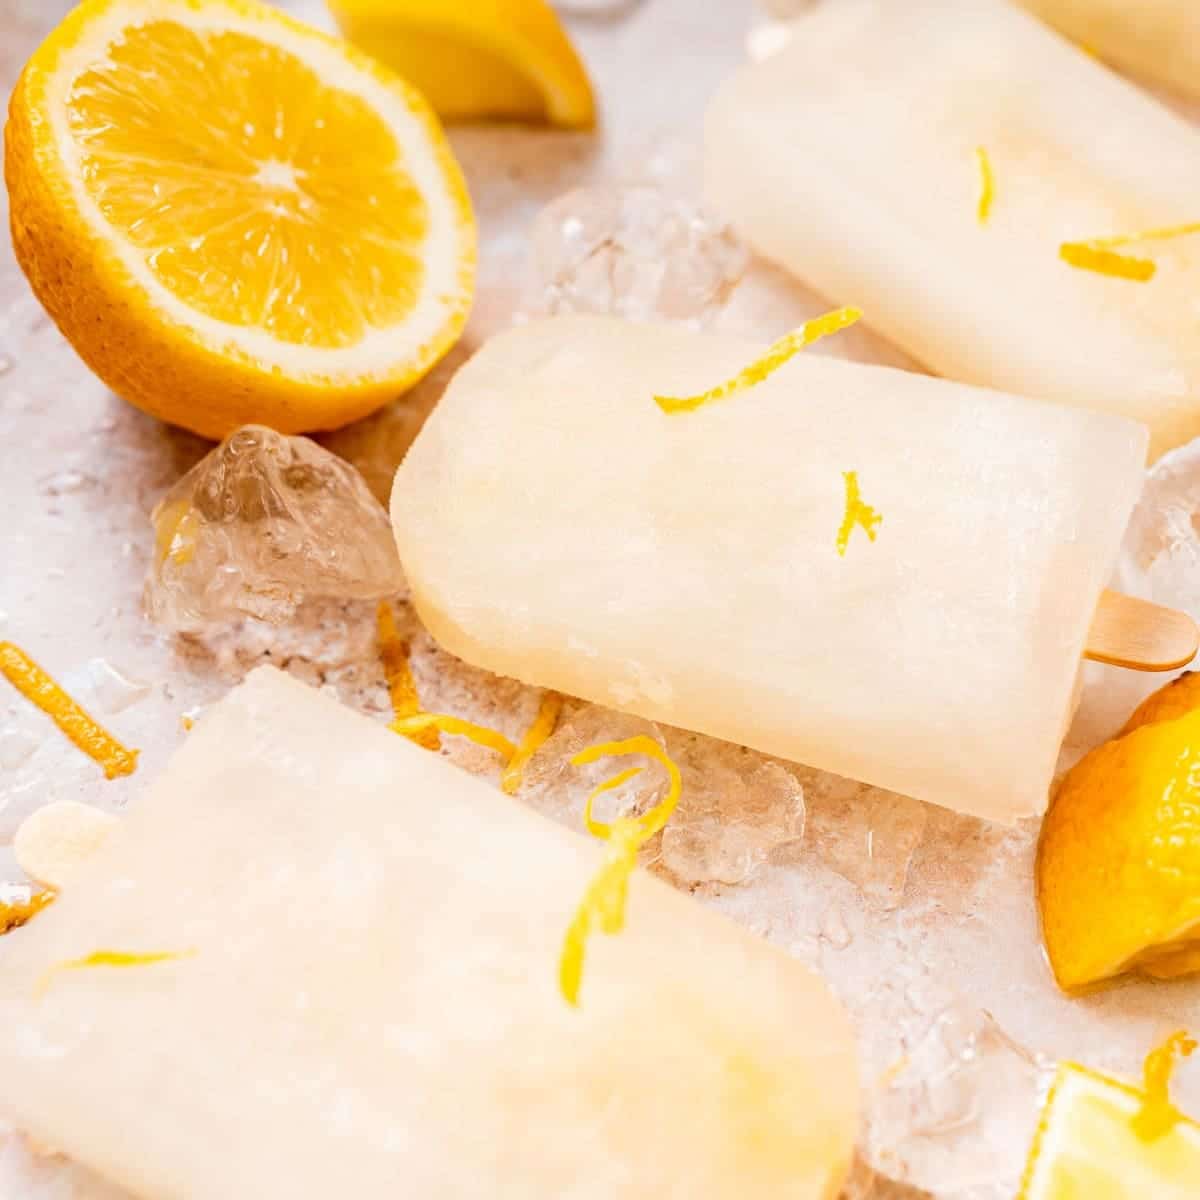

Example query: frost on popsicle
[559,736,682,1006]
[38,949,195,997]
[1133,1029,1197,1141]
[0,642,138,779]
[653,306,861,413]
[974,146,994,224]
[836,471,882,556]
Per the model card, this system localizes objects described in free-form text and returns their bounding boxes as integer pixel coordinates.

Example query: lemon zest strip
[38,949,195,998]
[389,713,516,760]
[559,736,682,1006]
[974,146,994,224]
[654,307,862,414]
[836,471,882,557]
[0,642,138,779]
[0,888,55,936]
[1060,242,1156,282]
[1133,1029,1197,1141]
[1092,222,1200,249]
[377,602,438,750]
[500,691,563,796]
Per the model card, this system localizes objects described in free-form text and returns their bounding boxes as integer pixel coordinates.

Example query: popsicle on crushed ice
[390,316,1148,821]
[0,667,858,1200]
[704,0,1200,460]
[1017,0,1200,103]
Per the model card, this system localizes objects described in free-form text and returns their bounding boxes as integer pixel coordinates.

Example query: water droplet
[0,730,38,770]
[0,355,13,378]
[40,469,94,496]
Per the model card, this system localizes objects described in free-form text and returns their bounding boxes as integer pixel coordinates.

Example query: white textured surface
[0,2,1197,1199]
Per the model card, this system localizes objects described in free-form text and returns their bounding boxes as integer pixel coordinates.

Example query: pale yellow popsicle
[390,316,1147,821]
[1018,0,1200,102]
[705,0,1200,459]
[0,667,858,1200]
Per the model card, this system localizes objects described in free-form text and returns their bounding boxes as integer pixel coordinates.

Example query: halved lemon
[1019,1061,1200,1199]
[327,0,596,129]
[5,0,475,438]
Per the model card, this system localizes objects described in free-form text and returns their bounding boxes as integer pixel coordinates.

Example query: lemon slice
[1035,705,1200,991]
[6,0,475,438]
[327,0,596,129]
[1019,1062,1200,1199]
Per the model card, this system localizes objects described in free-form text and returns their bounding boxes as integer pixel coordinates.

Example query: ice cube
[144,426,403,632]
[528,186,747,327]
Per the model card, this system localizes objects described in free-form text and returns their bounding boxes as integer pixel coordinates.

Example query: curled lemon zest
[500,691,563,796]
[559,736,682,1006]
[0,888,54,936]
[1060,242,1156,282]
[38,949,195,998]
[836,471,882,557]
[1133,1029,1197,1141]
[377,602,438,750]
[975,146,994,224]
[0,642,138,779]
[654,307,862,414]
[389,713,516,760]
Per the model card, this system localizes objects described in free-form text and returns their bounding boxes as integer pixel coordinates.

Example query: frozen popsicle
[1018,0,1200,103]
[390,315,1148,821]
[0,667,858,1200]
[705,0,1200,460]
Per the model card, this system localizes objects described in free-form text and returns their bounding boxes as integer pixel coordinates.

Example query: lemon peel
[558,736,682,1006]
[654,307,862,414]
[38,949,196,997]
[974,146,994,224]
[389,713,516,759]
[0,888,55,936]
[1060,242,1156,281]
[836,471,882,556]
[500,691,562,795]
[377,602,439,750]
[0,642,138,779]
[1134,1030,1197,1141]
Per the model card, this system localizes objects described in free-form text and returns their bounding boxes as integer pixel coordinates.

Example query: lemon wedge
[327,0,596,129]
[1019,1059,1200,1199]
[6,0,475,437]
[1036,703,1200,991]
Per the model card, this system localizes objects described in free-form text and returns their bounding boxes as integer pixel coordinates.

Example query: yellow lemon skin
[327,0,596,129]
[5,0,476,439]
[1037,706,1200,992]
[1122,671,1200,736]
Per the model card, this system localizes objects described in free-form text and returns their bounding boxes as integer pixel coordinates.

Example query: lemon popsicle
[1017,0,1200,103]
[705,0,1200,459]
[390,316,1147,821]
[0,668,858,1200]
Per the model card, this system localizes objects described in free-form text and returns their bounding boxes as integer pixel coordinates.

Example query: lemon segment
[1036,706,1200,991]
[327,0,596,129]
[1019,1062,1200,1199]
[6,0,475,437]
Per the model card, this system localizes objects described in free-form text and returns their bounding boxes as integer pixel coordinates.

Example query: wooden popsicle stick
[1084,590,1199,672]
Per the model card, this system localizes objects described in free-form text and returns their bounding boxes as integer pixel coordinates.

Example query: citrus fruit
[1019,1055,1200,1199]
[327,0,596,128]
[1122,670,1200,736]
[5,0,475,438]
[1036,706,1200,990]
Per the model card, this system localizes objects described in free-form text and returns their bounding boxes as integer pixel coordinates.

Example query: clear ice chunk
[144,425,404,632]
[528,185,747,327]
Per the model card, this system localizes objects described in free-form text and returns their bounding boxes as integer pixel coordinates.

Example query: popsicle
[1017,0,1200,103]
[390,315,1148,821]
[704,0,1200,460]
[0,667,858,1200]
